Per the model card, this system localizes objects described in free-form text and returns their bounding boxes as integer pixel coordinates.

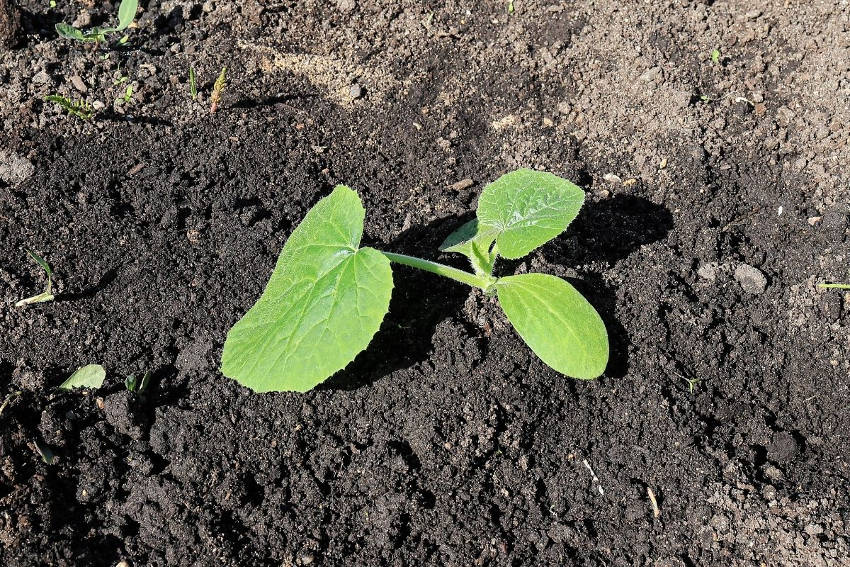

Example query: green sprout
[710,49,721,64]
[45,94,94,120]
[55,0,137,44]
[818,282,850,289]
[116,84,133,104]
[221,169,609,393]
[210,66,226,113]
[125,371,152,393]
[15,249,55,307]
[189,66,198,100]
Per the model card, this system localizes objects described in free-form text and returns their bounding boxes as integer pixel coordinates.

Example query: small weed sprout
[818,282,850,289]
[210,66,227,113]
[45,94,94,120]
[116,84,133,105]
[55,0,138,45]
[710,48,721,64]
[15,249,55,307]
[125,371,152,393]
[189,66,198,100]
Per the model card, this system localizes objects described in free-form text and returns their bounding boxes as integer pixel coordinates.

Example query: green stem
[381,252,496,291]
[818,283,850,289]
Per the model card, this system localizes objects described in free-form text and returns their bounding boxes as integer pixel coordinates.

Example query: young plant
[818,282,850,289]
[15,249,55,307]
[189,66,198,100]
[55,0,137,44]
[125,371,151,393]
[45,94,94,120]
[221,169,609,393]
[210,66,226,113]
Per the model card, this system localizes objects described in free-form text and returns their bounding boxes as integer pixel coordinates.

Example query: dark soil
[1,1,849,566]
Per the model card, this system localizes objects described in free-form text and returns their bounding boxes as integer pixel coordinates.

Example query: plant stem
[381,252,496,291]
[818,283,850,289]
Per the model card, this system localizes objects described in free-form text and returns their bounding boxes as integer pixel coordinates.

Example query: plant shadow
[323,194,673,390]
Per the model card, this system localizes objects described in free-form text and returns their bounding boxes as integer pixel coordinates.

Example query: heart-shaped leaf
[477,169,585,259]
[496,273,608,379]
[221,186,394,393]
[59,364,106,390]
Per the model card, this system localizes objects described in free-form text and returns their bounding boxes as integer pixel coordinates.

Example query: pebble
[31,70,50,85]
[0,150,35,184]
[70,74,87,94]
[697,263,718,281]
[450,178,474,191]
[337,0,355,13]
[734,264,767,294]
[349,83,363,99]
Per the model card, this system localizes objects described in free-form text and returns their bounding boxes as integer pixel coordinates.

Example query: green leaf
[476,168,585,259]
[439,219,498,276]
[26,248,52,280]
[115,0,138,31]
[496,273,608,379]
[55,22,86,40]
[439,219,480,251]
[221,186,394,393]
[59,364,106,390]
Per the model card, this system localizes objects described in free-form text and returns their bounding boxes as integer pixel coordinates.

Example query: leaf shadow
[321,215,473,391]
[541,194,674,377]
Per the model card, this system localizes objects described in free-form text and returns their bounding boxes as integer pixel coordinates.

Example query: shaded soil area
[1,1,849,565]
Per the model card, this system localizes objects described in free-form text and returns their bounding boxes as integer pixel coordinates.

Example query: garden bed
[1,1,848,565]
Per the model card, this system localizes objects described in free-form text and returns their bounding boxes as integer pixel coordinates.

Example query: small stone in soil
[349,83,363,99]
[734,264,767,294]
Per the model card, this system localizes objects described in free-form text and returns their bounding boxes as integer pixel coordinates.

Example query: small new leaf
[221,186,394,392]
[476,168,584,259]
[59,364,106,391]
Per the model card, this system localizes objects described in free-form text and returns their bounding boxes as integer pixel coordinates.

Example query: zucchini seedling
[15,249,55,307]
[221,169,609,393]
[55,0,137,44]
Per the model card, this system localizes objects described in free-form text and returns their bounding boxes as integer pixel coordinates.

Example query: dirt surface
[1,1,849,565]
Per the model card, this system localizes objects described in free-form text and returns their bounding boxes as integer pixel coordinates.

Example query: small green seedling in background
[58,364,106,390]
[0,391,22,417]
[507,0,515,14]
[15,249,55,307]
[125,371,152,393]
[189,66,198,100]
[34,440,55,464]
[116,84,133,104]
[221,169,609,393]
[818,282,850,289]
[55,0,137,44]
[210,67,227,113]
[710,49,721,64]
[45,94,94,120]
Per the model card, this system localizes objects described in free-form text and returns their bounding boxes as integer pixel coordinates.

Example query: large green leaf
[477,169,585,259]
[496,273,608,379]
[221,186,393,393]
[59,364,106,390]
